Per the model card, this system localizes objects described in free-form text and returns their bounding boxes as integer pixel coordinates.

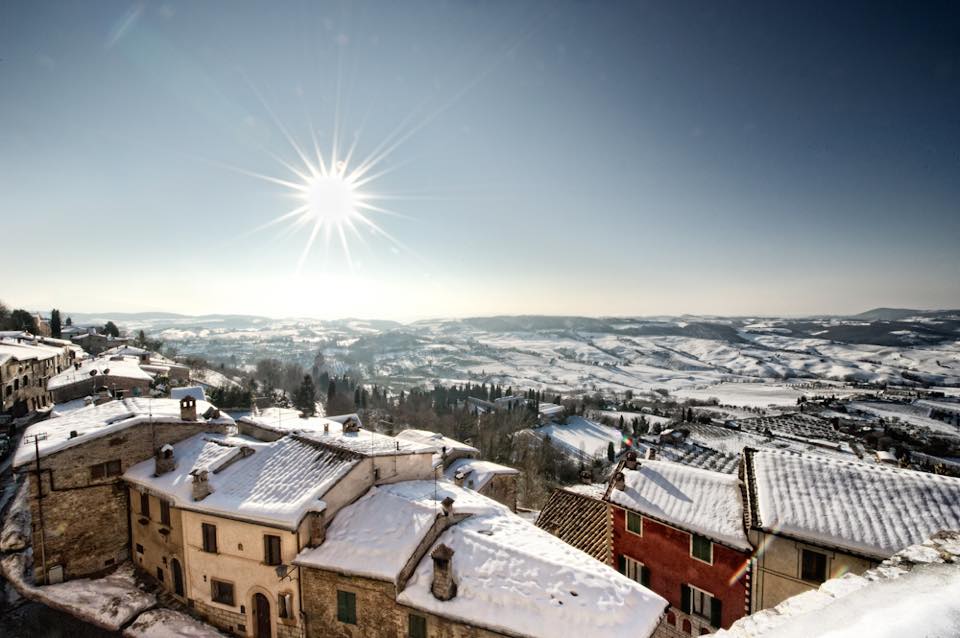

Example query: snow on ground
[0,555,155,631]
[123,609,226,637]
[0,479,30,552]
[673,382,805,408]
[534,416,623,462]
[847,401,960,438]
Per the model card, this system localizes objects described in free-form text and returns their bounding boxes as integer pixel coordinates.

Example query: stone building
[605,454,754,635]
[101,345,191,383]
[123,409,436,638]
[295,480,668,638]
[47,354,154,403]
[0,334,80,415]
[741,448,960,610]
[444,458,519,512]
[12,397,232,583]
[71,330,128,355]
[395,429,521,512]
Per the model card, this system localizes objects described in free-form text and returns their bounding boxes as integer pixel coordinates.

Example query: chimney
[441,496,455,517]
[139,352,150,364]
[155,444,175,476]
[180,395,197,421]
[430,544,457,601]
[644,447,657,461]
[579,469,592,484]
[624,450,638,471]
[343,417,360,433]
[323,421,329,434]
[191,470,212,500]
[614,471,626,491]
[308,511,326,547]
[453,470,466,487]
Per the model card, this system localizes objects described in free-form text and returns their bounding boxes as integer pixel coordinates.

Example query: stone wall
[19,419,223,582]
[50,375,152,403]
[479,474,517,512]
[301,567,512,638]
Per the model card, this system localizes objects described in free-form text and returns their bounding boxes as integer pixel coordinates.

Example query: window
[160,500,171,526]
[626,511,643,535]
[264,534,282,566]
[622,556,650,588]
[681,584,722,627]
[801,548,828,583]
[691,533,713,563]
[90,459,122,480]
[336,590,356,625]
[156,567,164,582]
[135,543,144,554]
[278,592,293,619]
[211,579,234,606]
[140,492,150,518]
[408,613,427,638]
[201,523,218,553]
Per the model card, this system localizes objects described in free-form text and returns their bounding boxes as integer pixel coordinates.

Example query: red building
[605,455,753,636]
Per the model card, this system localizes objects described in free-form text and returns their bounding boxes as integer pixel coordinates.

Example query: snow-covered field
[96,313,960,402]
[532,416,623,462]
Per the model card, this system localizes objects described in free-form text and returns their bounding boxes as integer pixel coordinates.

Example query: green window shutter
[337,590,356,624]
[711,597,723,627]
[617,554,626,574]
[680,584,691,614]
[409,613,427,638]
[641,565,650,588]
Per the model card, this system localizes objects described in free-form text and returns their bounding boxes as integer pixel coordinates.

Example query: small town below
[1,306,959,637]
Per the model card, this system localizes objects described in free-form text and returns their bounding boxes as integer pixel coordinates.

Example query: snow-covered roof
[124,432,360,529]
[748,449,960,559]
[393,481,668,638]
[444,457,518,491]
[711,530,960,638]
[0,340,62,364]
[395,429,479,456]
[295,484,448,583]
[13,398,234,468]
[170,386,206,402]
[47,355,153,391]
[100,345,182,367]
[538,402,565,416]
[606,460,751,551]
[241,409,433,458]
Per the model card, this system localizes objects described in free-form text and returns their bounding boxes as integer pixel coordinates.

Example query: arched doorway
[170,558,184,597]
[253,592,271,638]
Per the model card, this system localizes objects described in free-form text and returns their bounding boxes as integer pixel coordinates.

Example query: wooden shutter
[710,597,723,627]
[641,565,650,588]
[617,555,626,574]
[680,584,691,614]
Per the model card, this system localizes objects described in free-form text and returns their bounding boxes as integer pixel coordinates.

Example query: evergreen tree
[103,321,120,337]
[50,309,62,337]
[65,316,73,326]
[10,309,33,332]
[327,379,336,406]
[607,441,615,462]
[137,330,147,347]
[295,375,317,416]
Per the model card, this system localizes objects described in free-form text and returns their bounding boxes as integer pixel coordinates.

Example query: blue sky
[1,1,958,319]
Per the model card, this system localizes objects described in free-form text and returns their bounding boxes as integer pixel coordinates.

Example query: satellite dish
[89,370,98,376]
[103,368,111,375]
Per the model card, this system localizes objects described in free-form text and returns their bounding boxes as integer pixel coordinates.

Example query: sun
[304,173,358,225]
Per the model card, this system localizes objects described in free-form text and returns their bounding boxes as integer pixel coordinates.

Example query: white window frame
[624,556,645,583]
[689,532,714,565]
[689,584,713,620]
